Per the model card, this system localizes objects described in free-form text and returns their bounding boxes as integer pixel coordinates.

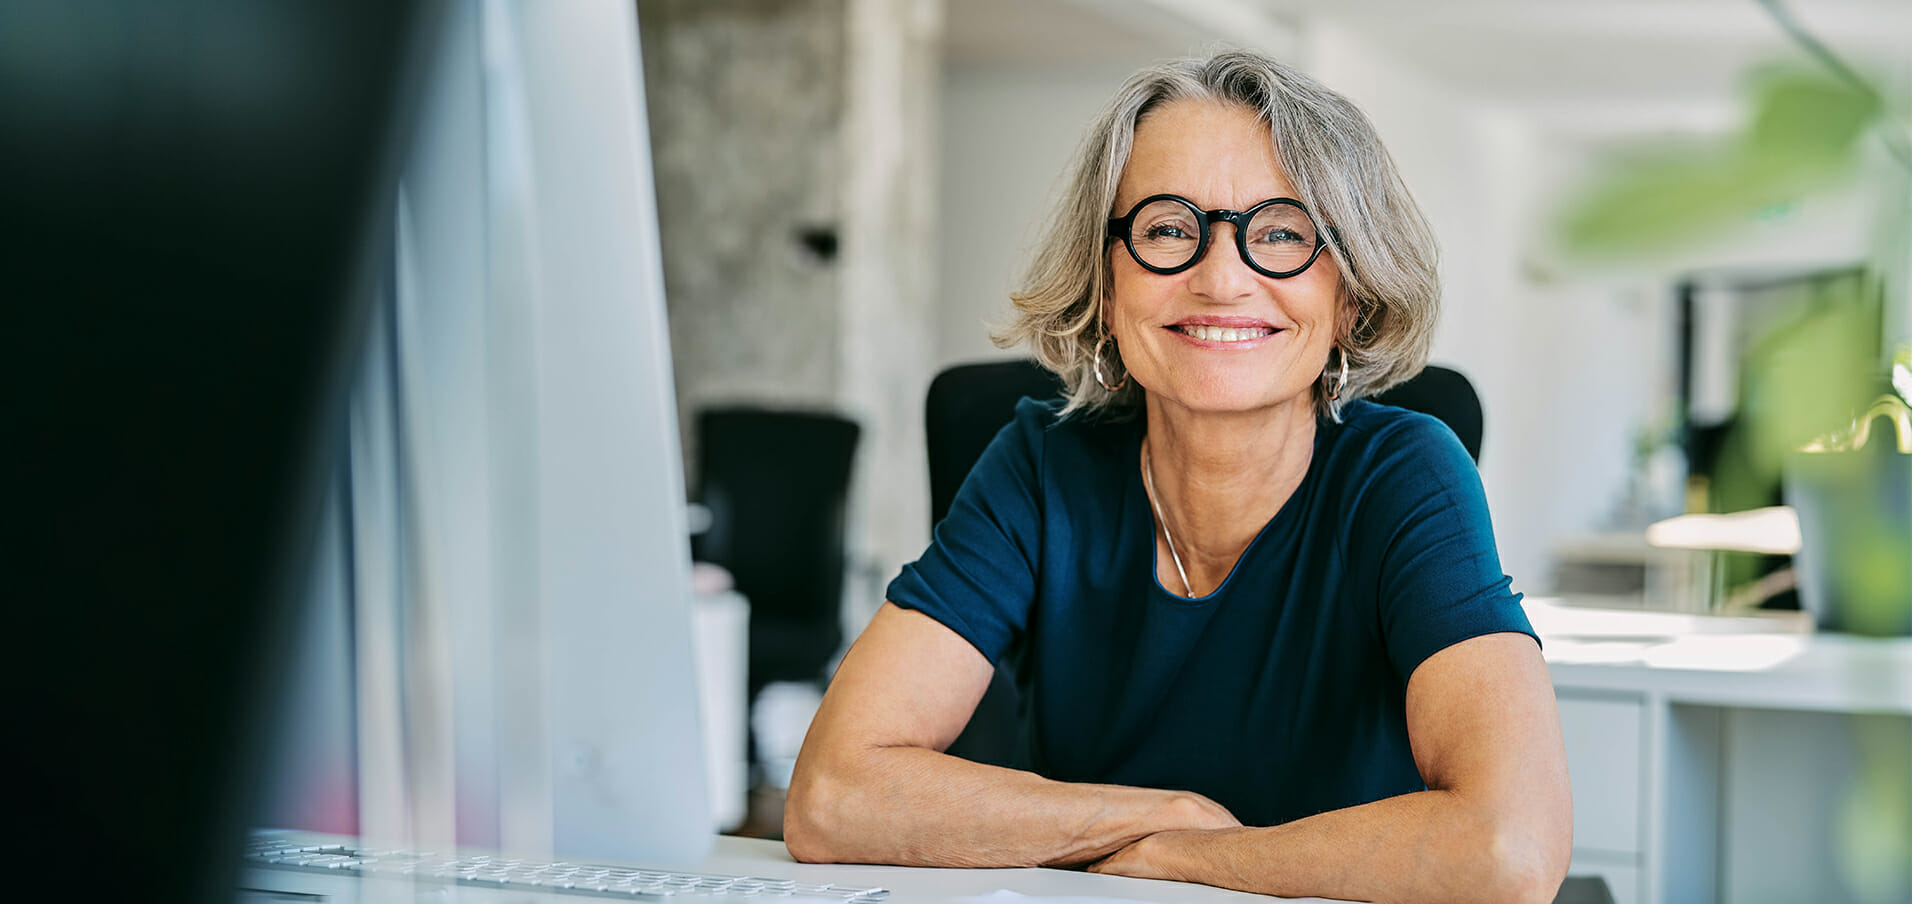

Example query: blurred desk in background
[1549,533,1717,613]
[1529,598,1912,904]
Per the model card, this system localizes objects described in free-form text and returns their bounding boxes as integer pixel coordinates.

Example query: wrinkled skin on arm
[783,603,1241,868]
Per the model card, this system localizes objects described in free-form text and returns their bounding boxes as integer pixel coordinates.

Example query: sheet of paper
[950,892,1178,904]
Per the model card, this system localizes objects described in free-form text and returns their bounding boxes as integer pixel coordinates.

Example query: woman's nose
[1184,225,1258,302]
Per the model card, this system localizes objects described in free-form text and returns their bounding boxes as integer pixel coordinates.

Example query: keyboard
[246,835,890,902]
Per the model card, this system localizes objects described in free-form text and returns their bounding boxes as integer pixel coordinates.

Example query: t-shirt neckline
[1129,414,1332,603]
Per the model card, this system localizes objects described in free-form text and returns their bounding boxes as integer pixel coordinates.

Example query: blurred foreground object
[1786,380,1912,636]
[1555,30,1910,637]
[1,0,434,900]
[1558,66,1884,260]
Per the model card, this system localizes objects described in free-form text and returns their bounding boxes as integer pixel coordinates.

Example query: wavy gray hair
[993,48,1439,421]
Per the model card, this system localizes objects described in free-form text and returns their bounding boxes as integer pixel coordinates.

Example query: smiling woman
[1000,49,1440,425]
[785,49,1573,904]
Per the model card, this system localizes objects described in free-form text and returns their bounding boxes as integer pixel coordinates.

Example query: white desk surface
[245,832,1348,903]
[691,836,1348,903]
[1526,598,1912,714]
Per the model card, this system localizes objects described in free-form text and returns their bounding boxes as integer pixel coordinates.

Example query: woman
[785,49,1572,903]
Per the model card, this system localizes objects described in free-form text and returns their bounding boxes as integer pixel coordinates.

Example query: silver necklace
[1141,438,1194,597]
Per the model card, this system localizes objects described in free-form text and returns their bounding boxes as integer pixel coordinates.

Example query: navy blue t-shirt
[886,397,1535,828]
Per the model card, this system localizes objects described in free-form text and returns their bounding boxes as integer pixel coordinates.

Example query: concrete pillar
[837,0,941,630]
[637,0,941,634]
[637,0,848,466]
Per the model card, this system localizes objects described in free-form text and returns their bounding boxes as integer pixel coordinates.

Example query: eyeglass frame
[1105,193,1339,280]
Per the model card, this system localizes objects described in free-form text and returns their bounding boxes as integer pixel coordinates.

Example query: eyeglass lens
[1127,198,1318,274]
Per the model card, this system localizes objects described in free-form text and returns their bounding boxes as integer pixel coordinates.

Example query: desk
[243,833,1348,902]
[1530,599,1912,904]
[688,836,1346,903]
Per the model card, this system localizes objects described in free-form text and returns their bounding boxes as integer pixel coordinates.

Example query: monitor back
[257,0,711,869]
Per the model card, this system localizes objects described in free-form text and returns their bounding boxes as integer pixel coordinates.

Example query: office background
[635,3,1910,902]
[636,0,1911,630]
[7,2,1903,902]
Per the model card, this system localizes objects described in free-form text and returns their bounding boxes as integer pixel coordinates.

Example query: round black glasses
[1106,194,1334,279]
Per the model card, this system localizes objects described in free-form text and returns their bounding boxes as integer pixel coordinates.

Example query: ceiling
[944,0,1912,145]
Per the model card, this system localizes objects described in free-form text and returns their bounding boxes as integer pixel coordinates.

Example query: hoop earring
[1093,334,1129,392]
[1325,348,1349,401]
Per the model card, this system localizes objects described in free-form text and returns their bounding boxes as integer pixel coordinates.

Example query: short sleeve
[1353,414,1536,684]
[886,399,1051,664]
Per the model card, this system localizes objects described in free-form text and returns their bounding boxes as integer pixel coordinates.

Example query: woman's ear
[1335,288,1360,350]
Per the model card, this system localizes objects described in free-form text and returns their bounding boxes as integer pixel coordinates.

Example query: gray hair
[993,48,1439,421]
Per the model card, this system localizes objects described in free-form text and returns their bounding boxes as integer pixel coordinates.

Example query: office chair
[693,407,861,713]
[924,359,1065,766]
[1370,363,1484,463]
[927,359,1069,527]
[922,360,1484,766]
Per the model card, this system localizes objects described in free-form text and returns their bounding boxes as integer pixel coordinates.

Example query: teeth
[1179,325,1272,342]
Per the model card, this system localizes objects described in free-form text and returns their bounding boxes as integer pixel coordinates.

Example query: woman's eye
[1144,223,1193,240]
[1255,228,1308,245]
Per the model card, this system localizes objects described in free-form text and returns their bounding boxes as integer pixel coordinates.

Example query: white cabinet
[1558,693,1645,904]
[1557,693,1644,855]
[1536,598,1912,904]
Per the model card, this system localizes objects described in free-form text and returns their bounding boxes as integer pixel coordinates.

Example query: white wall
[1301,22,1665,591]
[937,59,1155,367]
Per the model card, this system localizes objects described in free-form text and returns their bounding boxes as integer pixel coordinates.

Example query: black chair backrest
[927,362,1482,511]
[695,407,860,622]
[926,359,1067,526]
[1371,364,1484,463]
[923,360,1064,767]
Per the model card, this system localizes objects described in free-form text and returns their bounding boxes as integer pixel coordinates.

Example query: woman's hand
[1152,790,1241,834]
[1086,831,1182,881]
[1088,794,1237,880]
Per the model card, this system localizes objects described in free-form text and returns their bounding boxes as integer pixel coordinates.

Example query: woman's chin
[1145,383,1313,419]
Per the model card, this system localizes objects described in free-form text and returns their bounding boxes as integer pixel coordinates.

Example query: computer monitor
[255,0,713,869]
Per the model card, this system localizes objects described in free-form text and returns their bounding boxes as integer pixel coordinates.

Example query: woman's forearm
[1091,787,1568,904]
[784,744,1237,869]
[783,604,1241,868]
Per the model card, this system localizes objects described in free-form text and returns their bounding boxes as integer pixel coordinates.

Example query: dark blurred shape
[925,359,1065,766]
[693,408,860,718]
[0,1,434,901]
[1372,364,1484,464]
[796,225,840,263]
[1552,875,1616,904]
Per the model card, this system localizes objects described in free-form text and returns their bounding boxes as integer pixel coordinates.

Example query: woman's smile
[1163,316,1283,349]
